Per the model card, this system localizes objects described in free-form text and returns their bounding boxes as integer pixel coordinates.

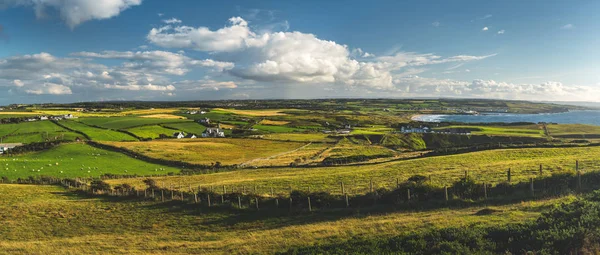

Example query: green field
[0,143,179,179]
[162,122,206,135]
[252,124,304,133]
[433,124,545,137]
[0,121,80,143]
[108,146,598,194]
[57,120,138,141]
[125,125,180,139]
[547,124,600,137]
[77,117,192,129]
[262,133,338,142]
[0,184,568,254]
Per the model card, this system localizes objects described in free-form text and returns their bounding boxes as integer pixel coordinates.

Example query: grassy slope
[108,146,599,194]
[102,139,308,165]
[125,125,180,139]
[0,121,80,143]
[433,124,545,137]
[58,120,138,141]
[162,122,207,135]
[0,143,179,179]
[0,184,571,254]
[77,117,191,129]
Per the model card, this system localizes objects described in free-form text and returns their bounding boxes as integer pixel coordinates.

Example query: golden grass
[108,146,600,195]
[213,108,288,116]
[260,119,290,125]
[0,112,38,115]
[123,108,180,115]
[139,114,186,119]
[102,139,308,165]
[0,184,572,254]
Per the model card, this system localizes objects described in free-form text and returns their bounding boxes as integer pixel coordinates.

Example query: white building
[173,132,185,139]
[202,128,225,138]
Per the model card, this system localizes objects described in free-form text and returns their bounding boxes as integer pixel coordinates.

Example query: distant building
[173,132,185,139]
[184,134,197,139]
[39,116,49,120]
[202,128,225,138]
[0,143,22,154]
[63,114,76,119]
[199,118,210,124]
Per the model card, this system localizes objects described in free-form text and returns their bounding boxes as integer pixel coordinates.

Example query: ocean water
[413,111,600,126]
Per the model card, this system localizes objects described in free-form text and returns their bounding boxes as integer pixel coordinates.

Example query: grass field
[108,146,600,195]
[547,124,600,137]
[0,143,179,179]
[125,125,179,139]
[103,139,308,165]
[212,108,290,116]
[57,120,138,141]
[261,133,338,142]
[161,122,207,135]
[260,119,290,125]
[253,124,303,133]
[139,114,186,119]
[0,184,573,254]
[433,125,545,137]
[77,117,191,129]
[0,121,81,143]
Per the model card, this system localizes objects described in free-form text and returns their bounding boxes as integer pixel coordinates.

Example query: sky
[0,0,599,104]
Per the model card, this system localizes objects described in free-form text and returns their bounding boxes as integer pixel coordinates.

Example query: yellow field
[139,114,186,119]
[260,119,290,125]
[0,184,571,254]
[213,108,289,116]
[0,112,38,115]
[244,143,330,167]
[123,108,180,115]
[102,139,308,165]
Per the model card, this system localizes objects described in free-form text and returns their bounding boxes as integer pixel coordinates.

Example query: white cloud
[561,24,574,30]
[175,80,237,91]
[72,50,234,74]
[497,30,505,34]
[26,83,72,95]
[147,17,495,90]
[482,27,489,31]
[162,18,182,24]
[1,0,142,28]
[148,16,253,52]
[432,21,440,27]
[12,79,24,87]
[104,83,175,91]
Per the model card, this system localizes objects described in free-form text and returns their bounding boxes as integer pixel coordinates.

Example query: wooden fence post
[444,186,449,201]
[144,189,147,198]
[396,178,399,189]
[221,194,224,204]
[307,197,312,212]
[207,194,211,207]
[194,193,198,203]
[483,183,487,199]
[464,170,468,179]
[576,160,579,171]
[507,168,511,183]
[530,178,534,196]
[275,198,279,208]
[161,190,164,202]
[345,193,349,207]
[170,190,174,200]
[238,196,242,209]
[180,191,184,201]
[341,182,345,194]
[223,185,226,194]
[539,164,543,176]
[407,188,411,201]
[270,187,274,197]
[255,197,259,210]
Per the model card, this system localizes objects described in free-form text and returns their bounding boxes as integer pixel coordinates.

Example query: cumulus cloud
[175,80,237,91]
[497,30,505,34]
[0,0,142,28]
[104,83,175,91]
[148,17,495,90]
[482,27,489,31]
[25,83,72,95]
[432,21,440,27]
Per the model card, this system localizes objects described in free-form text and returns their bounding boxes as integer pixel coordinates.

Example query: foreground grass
[0,143,179,179]
[0,184,572,254]
[108,146,600,194]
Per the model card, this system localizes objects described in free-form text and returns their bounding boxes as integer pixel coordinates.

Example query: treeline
[3,140,68,155]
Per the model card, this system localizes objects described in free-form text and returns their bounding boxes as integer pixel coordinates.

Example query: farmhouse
[401,126,430,133]
[0,143,22,154]
[173,132,185,139]
[198,118,210,124]
[202,128,225,138]
[184,134,197,139]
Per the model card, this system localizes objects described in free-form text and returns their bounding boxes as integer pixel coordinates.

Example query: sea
[412,110,600,126]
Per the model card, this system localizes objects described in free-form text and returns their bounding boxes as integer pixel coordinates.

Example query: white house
[39,116,49,120]
[173,132,185,139]
[185,134,197,139]
[202,128,225,138]
[63,114,76,119]
[199,118,210,124]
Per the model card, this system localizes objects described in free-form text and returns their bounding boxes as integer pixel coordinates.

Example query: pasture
[161,122,207,135]
[57,120,138,141]
[433,124,545,137]
[0,184,570,254]
[102,139,309,165]
[77,116,191,129]
[0,121,80,143]
[125,125,179,139]
[0,143,180,179]
[107,146,599,194]
[212,108,290,116]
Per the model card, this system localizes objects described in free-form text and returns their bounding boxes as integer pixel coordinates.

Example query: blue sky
[0,0,598,104]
